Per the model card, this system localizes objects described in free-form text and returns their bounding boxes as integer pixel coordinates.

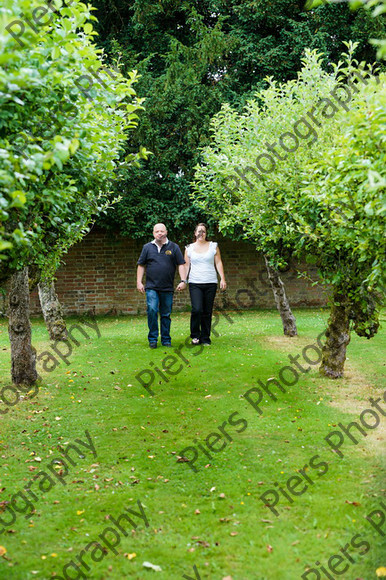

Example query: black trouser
[189,283,217,344]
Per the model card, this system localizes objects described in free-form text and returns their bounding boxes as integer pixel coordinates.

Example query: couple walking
[136,223,226,348]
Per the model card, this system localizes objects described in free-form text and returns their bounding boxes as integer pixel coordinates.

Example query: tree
[193,49,342,335]
[298,69,385,377]
[38,279,68,341]
[89,0,384,240]
[193,45,384,375]
[0,0,147,383]
[308,0,386,59]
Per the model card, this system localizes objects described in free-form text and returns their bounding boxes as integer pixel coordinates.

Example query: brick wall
[26,228,328,316]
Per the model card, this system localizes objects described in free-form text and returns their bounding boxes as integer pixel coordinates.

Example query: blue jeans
[146,290,174,345]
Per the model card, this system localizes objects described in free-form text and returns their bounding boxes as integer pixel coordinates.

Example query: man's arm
[137,265,146,293]
[176,263,187,292]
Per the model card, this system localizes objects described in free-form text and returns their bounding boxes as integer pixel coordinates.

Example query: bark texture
[264,256,298,336]
[8,267,38,385]
[28,264,41,292]
[38,279,68,341]
[320,292,351,379]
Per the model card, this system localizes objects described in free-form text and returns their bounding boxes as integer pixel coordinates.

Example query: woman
[184,223,227,345]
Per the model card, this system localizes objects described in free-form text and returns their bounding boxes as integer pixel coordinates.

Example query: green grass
[0,309,385,580]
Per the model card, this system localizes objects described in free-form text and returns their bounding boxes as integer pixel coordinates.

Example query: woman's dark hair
[193,223,209,242]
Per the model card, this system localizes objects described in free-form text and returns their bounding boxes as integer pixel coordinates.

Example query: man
[137,223,187,348]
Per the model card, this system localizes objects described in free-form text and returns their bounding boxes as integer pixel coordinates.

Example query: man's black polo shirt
[137,241,185,292]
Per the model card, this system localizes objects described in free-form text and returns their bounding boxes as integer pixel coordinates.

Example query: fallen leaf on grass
[376,568,386,577]
[267,544,273,553]
[0,546,6,557]
[143,561,162,572]
[124,553,136,560]
[193,539,210,548]
[345,500,361,506]
[195,509,201,515]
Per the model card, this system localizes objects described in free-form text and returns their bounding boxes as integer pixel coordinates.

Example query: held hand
[176,282,187,292]
[220,280,227,291]
[137,282,145,293]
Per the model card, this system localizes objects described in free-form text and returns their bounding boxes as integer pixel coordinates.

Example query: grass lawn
[0,308,385,580]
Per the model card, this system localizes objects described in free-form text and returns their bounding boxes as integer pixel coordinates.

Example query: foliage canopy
[90,0,385,240]
[193,46,385,337]
[0,0,147,282]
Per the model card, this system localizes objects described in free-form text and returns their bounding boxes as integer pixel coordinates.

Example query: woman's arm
[214,247,227,290]
[184,248,191,280]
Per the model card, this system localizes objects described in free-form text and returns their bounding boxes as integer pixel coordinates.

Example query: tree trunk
[320,292,351,379]
[8,268,38,385]
[28,264,41,292]
[264,256,298,336]
[38,279,68,341]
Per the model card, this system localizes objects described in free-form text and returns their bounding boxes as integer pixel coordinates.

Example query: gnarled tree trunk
[8,267,38,385]
[320,291,351,379]
[38,279,68,341]
[264,256,298,336]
